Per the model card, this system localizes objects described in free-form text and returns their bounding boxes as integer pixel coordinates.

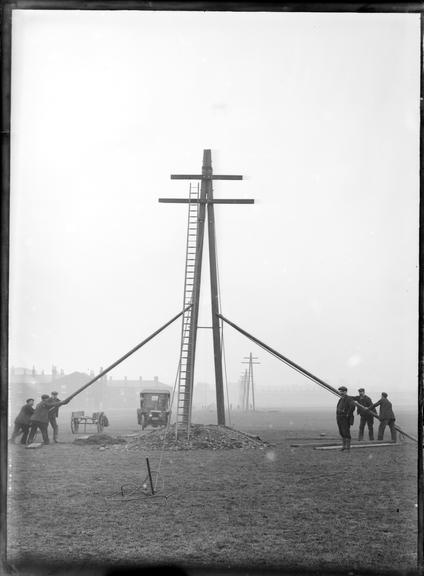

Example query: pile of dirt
[127,424,269,451]
[73,433,127,446]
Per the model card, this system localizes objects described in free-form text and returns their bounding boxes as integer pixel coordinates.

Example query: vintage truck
[137,388,171,430]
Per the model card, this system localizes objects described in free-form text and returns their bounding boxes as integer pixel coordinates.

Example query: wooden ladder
[176,182,200,437]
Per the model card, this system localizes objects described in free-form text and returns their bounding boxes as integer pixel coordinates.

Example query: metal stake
[146,458,155,495]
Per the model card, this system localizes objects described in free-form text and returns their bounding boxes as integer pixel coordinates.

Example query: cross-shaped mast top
[159,149,254,204]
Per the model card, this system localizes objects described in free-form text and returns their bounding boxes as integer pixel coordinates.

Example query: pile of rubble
[126,424,269,451]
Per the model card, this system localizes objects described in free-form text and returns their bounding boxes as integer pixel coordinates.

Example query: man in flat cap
[27,394,54,445]
[48,391,61,443]
[353,388,375,441]
[10,398,35,444]
[336,386,356,451]
[371,392,397,443]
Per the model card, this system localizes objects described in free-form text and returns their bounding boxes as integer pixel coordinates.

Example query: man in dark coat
[371,392,397,442]
[336,386,355,451]
[353,388,375,441]
[10,398,35,444]
[27,394,54,445]
[48,391,61,443]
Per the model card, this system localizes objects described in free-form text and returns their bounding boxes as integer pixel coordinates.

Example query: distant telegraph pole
[241,353,260,411]
[241,369,249,411]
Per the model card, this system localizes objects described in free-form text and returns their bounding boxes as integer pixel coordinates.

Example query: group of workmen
[9,391,63,445]
[10,386,397,450]
[336,386,397,451]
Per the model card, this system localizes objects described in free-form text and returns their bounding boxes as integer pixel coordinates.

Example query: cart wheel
[71,418,79,434]
[97,412,105,433]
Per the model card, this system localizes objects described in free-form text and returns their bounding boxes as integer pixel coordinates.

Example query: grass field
[6,408,418,575]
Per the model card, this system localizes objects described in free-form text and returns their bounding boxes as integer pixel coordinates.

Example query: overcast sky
[9,10,420,410]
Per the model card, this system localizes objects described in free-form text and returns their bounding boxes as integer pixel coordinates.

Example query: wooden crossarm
[158,198,254,204]
[170,174,243,180]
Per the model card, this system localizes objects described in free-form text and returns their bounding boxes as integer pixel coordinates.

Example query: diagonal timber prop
[52,305,192,409]
[217,313,417,443]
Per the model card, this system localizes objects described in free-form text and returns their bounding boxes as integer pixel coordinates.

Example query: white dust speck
[347,354,362,367]
[265,450,276,462]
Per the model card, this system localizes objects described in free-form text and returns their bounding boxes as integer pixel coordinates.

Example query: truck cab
[137,388,171,430]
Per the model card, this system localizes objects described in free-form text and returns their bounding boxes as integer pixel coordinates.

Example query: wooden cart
[71,411,107,434]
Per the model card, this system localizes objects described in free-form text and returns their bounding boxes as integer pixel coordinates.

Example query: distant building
[9,366,170,411]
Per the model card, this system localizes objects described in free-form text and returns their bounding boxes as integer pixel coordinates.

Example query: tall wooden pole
[250,353,256,411]
[160,151,253,429]
[204,150,226,425]
[245,367,250,411]
[242,353,259,411]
